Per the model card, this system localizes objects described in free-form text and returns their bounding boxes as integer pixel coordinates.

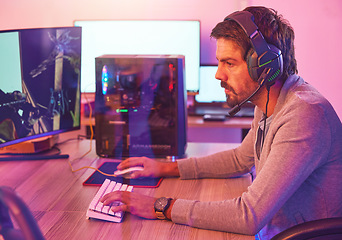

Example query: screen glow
[195,65,226,103]
[0,32,22,93]
[74,20,200,92]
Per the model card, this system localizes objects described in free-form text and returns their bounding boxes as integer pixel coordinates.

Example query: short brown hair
[211,6,298,80]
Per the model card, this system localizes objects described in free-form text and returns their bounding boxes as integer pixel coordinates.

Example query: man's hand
[117,157,180,179]
[101,191,158,219]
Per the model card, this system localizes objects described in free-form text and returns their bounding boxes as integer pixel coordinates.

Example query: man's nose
[215,65,226,82]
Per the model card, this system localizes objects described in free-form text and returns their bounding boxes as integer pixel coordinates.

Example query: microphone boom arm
[228,67,270,116]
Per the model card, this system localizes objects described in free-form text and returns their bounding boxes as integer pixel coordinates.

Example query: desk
[188,116,253,143]
[0,132,253,240]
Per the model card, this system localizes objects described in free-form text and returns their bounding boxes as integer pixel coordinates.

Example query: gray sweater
[171,75,342,239]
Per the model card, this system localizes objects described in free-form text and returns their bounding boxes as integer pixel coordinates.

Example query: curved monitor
[74,20,200,93]
[0,27,82,151]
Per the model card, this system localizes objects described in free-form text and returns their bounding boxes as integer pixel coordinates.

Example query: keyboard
[86,178,133,222]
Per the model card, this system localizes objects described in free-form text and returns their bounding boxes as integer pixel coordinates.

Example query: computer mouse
[114,166,144,179]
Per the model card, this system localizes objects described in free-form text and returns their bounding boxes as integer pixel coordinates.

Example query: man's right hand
[117,157,180,179]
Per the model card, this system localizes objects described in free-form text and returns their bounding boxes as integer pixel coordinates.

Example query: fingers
[116,157,162,179]
[100,191,128,213]
[101,190,125,205]
[117,157,147,170]
[100,191,158,219]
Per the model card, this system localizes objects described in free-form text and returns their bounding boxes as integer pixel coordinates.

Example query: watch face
[154,197,169,211]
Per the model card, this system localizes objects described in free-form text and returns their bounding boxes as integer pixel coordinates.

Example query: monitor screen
[0,27,82,149]
[74,20,200,93]
[195,65,226,103]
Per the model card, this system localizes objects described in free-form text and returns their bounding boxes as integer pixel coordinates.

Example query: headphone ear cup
[246,48,259,83]
[247,44,283,86]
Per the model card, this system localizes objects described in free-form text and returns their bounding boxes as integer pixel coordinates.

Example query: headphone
[224,11,283,87]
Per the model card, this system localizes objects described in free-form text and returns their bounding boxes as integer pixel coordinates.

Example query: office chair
[271,217,342,240]
[0,186,45,240]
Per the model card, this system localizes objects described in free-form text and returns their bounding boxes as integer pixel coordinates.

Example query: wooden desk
[0,133,253,240]
[188,116,253,129]
[187,116,253,143]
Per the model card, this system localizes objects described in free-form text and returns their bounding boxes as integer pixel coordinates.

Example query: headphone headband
[225,11,270,57]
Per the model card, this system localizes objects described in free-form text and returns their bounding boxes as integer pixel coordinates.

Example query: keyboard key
[89,179,110,211]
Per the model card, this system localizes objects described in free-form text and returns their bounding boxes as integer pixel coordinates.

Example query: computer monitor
[196,65,226,103]
[0,27,82,151]
[74,20,200,93]
[192,65,254,118]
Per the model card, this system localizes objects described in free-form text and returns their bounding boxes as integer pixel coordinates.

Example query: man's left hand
[101,191,158,219]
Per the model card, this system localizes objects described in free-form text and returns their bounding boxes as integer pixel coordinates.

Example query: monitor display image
[195,65,226,103]
[192,65,254,118]
[0,27,82,150]
[74,20,200,93]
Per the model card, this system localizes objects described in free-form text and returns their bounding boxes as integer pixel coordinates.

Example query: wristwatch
[154,197,172,220]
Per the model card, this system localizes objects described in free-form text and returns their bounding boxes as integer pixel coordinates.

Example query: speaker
[224,11,283,86]
[94,55,187,159]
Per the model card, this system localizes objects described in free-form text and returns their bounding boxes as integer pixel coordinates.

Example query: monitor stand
[0,135,69,160]
[0,135,59,154]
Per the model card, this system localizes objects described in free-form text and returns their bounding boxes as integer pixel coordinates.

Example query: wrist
[160,161,179,177]
[154,197,175,220]
[164,199,176,220]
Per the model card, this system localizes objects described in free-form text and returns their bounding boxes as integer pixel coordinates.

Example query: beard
[225,94,238,108]
[221,81,239,108]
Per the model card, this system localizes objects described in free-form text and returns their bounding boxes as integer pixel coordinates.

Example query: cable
[67,160,116,177]
[79,92,94,158]
[262,85,271,149]
[66,92,117,177]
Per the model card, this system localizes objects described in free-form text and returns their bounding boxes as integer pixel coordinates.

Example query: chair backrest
[271,217,342,240]
[0,186,45,240]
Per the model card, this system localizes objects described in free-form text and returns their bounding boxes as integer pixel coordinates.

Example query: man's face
[215,38,259,108]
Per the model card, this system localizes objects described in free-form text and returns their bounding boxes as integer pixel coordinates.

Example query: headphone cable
[262,85,271,149]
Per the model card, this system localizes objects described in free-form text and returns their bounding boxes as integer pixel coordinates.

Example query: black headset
[224,11,283,87]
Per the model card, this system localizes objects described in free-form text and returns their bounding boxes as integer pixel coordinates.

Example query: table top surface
[0,132,254,240]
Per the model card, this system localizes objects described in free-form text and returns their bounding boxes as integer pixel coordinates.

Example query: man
[101,6,342,239]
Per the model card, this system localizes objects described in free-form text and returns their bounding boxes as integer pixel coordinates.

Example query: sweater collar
[272,74,303,116]
[254,74,303,120]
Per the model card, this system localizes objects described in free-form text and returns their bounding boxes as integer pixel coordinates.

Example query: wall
[1,0,341,119]
[249,0,342,121]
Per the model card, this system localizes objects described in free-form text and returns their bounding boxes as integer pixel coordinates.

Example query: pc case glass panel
[95,55,186,158]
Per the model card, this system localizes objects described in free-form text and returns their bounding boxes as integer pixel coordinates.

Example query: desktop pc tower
[94,55,187,158]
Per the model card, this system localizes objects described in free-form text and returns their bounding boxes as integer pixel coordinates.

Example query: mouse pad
[83,162,163,188]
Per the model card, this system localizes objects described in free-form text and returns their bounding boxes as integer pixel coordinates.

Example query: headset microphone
[228,85,261,116]
[228,67,270,116]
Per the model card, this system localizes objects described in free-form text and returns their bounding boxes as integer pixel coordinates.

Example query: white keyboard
[86,179,133,223]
